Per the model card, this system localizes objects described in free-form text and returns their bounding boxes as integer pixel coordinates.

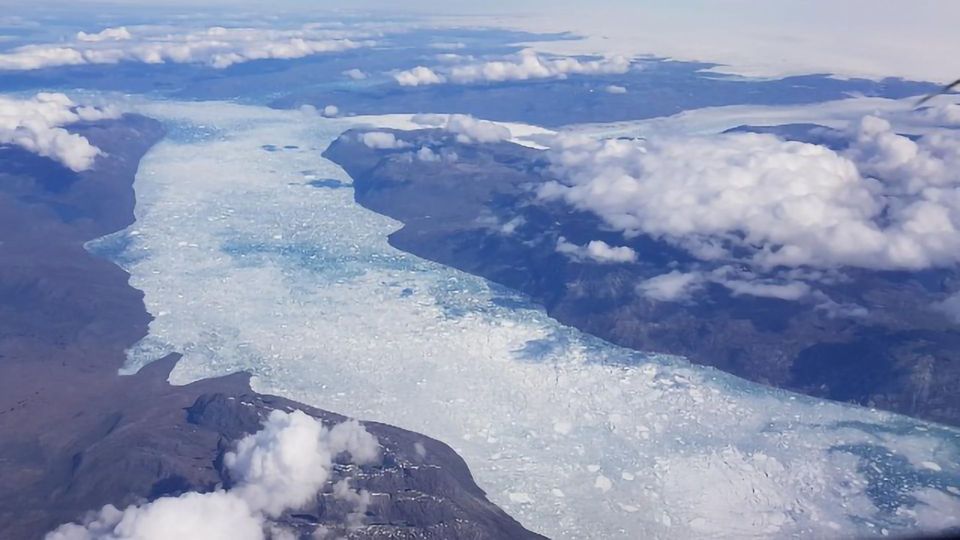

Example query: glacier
[88,100,960,539]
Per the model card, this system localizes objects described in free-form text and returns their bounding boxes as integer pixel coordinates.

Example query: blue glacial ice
[87,100,960,539]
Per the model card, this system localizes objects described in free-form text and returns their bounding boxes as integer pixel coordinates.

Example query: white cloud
[448,49,630,84]
[46,492,263,540]
[475,212,525,236]
[637,271,704,302]
[342,68,367,80]
[76,27,132,43]
[721,278,810,301]
[637,267,812,302]
[225,412,378,517]
[605,85,627,94]
[813,293,869,319]
[46,410,380,540]
[556,237,637,263]
[445,114,511,143]
[321,105,339,118]
[540,116,960,274]
[435,53,472,63]
[396,49,631,87]
[934,291,960,323]
[0,92,118,171]
[499,216,524,234]
[393,65,445,86]
[410,114,511,144]
[360,131,408,149]
[411,145,458,164]
[920,103,960,127]
[0,25,374,71]
[415,146,440,162]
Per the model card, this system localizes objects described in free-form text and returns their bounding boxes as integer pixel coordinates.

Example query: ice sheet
[560,95,960,139]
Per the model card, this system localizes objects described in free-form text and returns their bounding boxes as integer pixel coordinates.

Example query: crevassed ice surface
[89,100,960,539]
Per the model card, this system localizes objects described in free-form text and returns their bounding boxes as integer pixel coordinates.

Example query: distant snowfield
[430,1,959,84]
[91,100,960,539]
[559,94,960,139]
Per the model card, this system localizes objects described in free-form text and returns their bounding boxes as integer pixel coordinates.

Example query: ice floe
[89,100,960,539]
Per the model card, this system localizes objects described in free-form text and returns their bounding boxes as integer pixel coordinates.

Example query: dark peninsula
[324,127,960,427]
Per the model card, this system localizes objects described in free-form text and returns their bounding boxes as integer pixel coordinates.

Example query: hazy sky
[1,0,956,82]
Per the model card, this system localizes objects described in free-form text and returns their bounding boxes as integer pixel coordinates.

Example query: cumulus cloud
[0,25,374,71]
[605,85,627,94]
[46,410,380,540]
[934,291,960,323]
[445,115,511,143]
[46,492,263,540]
[540,116,960,274]
[637,267,811,302]
[321,105,339,118]
[77,27,132,43]
[394,65,445,86]
[415,146,440,162]
[411,113,511,144]
[342,68,367,80]
[721,278,810,301]
[225,413,378,517]
[447,50,631,84]
[0,92,118,171]
[556,237,637,263]
[408,144,458,164]
[394,50,631,86]
[637,271,704,302]
[921,103,960,127]
[360,131,409,149]
[475,211,525,236]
